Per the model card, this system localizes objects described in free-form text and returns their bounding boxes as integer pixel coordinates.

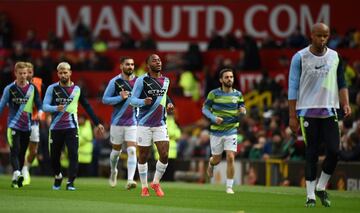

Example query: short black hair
[145,54,155,65]
[219,68,234,78]
[120,56,133,64]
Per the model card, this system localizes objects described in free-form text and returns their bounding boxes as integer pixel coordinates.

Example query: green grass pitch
[0,176,359,213]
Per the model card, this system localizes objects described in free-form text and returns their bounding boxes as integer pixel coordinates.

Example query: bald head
[311,23,329,34]
[310,23,330,54]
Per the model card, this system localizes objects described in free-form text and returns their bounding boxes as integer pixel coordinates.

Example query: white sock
[306,180,316,200]
[226,179,234,189]
[153,161,168,184]
[138,163,148,188]
[22,165,29,174]
[127,146,137,181]
[110,149,121,172]
[316,171,331,191]
[55,173,63,179]
[12,170,21,181]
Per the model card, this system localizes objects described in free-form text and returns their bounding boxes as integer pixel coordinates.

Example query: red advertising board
[1,0,359,42]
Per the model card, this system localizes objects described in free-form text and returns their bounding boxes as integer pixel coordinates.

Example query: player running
[130,54,174,197]
[102,56,138,189]
[288,23,351,207]
[0,62,42,188]
[203,68,246,194]
[22,62,45,185]
[43,62,104,191]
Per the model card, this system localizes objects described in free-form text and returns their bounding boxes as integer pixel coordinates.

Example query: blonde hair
[24,62,34,69]
[57,62,71,71]
[14,61,27,71]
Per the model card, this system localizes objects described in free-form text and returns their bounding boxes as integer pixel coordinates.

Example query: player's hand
[120,89,129,100]
[289,116,299,133]
[96,124,105,135]
[239,107,246,115]
[215,117,223,125]
[167,103,174,113]
[343,104,352,117]
[57,105,65,112]
[144,97,152,105]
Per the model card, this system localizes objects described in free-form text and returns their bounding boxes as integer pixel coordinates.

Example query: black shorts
[7,128,30,148]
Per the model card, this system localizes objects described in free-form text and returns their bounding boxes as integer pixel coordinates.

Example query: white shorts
[210,134,237,155]
[29,124,40,143]
[137,125,169,147]
[110,125,137,145]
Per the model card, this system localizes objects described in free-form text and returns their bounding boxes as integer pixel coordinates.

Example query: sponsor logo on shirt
[55,98,73,105]
[148,89,166,97]
[11,97,29,104]
[315,64,325,69]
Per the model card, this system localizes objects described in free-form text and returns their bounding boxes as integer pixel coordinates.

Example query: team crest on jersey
[232,98,238,103]
[303,121,309,127]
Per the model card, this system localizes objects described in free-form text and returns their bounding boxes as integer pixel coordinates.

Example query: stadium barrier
[172,159,360,191]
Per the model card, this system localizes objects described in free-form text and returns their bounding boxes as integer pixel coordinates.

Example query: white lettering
[123,6,151,34]
[245,5,268,38]
[182,6,205,38]
[154,6,181,38]
[94,6,120,37]
[206,6,233,37]
[270,5,297,37]
[56,6,91,37]
[240,74,262,92]
[300,4,330,35]
[55,4,333,44]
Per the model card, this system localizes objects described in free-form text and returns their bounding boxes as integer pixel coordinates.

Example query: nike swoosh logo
[315,65,325,69]
[54,91,62,96]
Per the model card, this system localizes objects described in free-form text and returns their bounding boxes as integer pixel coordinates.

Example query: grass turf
[0,176,359,213]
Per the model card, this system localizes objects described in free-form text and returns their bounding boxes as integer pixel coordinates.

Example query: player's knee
[226,155,235,164]
[28,145,37,155]
[112,144,122,151]
[127,146,136,156]
[30,148,38,156]
[212,156,221,165]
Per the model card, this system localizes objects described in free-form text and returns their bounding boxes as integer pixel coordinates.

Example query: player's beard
[223,81,233,88]
[60,77,69,85]
[124,69,134,76]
